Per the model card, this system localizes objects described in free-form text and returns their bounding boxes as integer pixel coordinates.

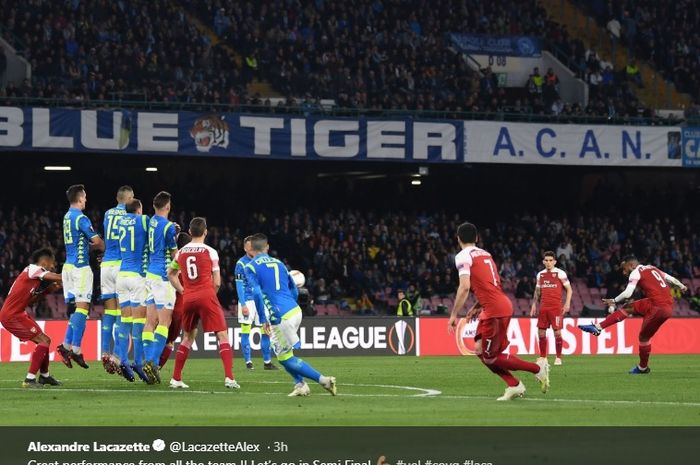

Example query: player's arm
[80,216,105,252]
[448,274,471,332]
[244,265,268,325]
[167,258,185,294]
[603,270,639,305]
[234,263,249,315]
[663,272,688,293]
[530,276,541,316]
[466,300,482,320]
[212,269,221,293]
[287,273,299,300]
[562,282,572,314]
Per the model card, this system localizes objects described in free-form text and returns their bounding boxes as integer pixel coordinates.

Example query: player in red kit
[579,255,687,374]
[0,248,64,388]
[159,232,191,369]
[448,222,549,401]
[167,217,239,389]
[530,251,572,366]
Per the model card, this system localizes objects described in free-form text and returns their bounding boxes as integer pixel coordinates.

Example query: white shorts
[145,276,176,310]
[117,274,147,308]
[238,300,260,326]
[100,263,120,301]
[62,265,94,304]
[269,310,302,357]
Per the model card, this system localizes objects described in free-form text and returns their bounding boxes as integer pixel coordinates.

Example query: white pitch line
[434,394,700,407]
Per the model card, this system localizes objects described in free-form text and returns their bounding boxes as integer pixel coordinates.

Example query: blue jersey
[146,215,177,280]
[244,253,299,324]
[102,204,127,264]
[235,255,254,302]
[63,207,98,268]
[118,213,149,276]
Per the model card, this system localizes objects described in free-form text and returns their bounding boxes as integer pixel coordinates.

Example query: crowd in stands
[580,0,700,104]
[2,201,700,317]
[0,0,664,120]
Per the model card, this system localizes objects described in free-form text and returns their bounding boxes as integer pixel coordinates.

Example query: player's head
[456,222,478,247]
[250,233,269,255]
[153,191,171,215]
[176,232,192,249]
[189,217,207,239]
[66,184,86,209]
[543,251,556,270]
[243,235,254,258]
[116,185,134,204]
[620,255,639,275]
[126,198,142,215]
[32,247,56,271]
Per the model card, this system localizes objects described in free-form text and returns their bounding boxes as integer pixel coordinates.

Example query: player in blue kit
[115,198,150,383]
[142,191,178,383]
[57,184,105,369]
[244,233,336,397]
[100,186,133,374]
[235,236,277,370]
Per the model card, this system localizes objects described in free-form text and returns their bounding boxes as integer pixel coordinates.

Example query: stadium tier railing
[0,96,692,126]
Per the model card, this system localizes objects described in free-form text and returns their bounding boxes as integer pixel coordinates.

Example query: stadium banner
[449,32,542,57]
[418,317,700,356]
[0,320,99,362]
[681,126,700,167]
[0,318,415,361]
[464,121,683,167]
[0,107,463,163]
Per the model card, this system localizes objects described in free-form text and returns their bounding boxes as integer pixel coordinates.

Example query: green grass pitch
[1,355,699,426]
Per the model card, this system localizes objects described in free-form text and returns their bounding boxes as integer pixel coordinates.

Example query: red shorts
[167,298,184,344]
[0,312,43,341]
[537,308,563,330]
[181,292,227,333]
[475,316,510,358]
[633,299,672,341]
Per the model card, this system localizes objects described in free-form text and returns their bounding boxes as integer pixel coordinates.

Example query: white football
[290,269,305,288]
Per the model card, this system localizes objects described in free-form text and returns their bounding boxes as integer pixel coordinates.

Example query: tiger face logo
[190,115,229,152]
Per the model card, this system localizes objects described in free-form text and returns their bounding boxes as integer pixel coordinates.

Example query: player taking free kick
[579,255,687,374]
[448,222,549,401]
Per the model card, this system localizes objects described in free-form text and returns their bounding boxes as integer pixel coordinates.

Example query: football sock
[600,310,628,329]
[278,359,304,384]
[240,328,252,363]
[141,330,154,363]
[639,342,652,369]
[159,344,173,368]
[40,345,50,374]
[70,308,89,351]
[261,333,272,363]
[282,355,321,383]
[555,335,563,357]
[173,343,191,381]
[218,341,234,379]
[132,319,146,365]
[101,310,119,354]
[493,353,540,374]
[151,325,169,363]
[29,344,49,376]
[538,336,547,358]
[480,355,519,387]
[117,317,133,361]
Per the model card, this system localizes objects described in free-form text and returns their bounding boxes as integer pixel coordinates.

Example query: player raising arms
[57,184,105,369]
[142,191,178,383]
[244,234,336,397]
[100,185,134,374]
[448,222,549,401]
[167,218,238,389]
[114,198,150,382]
[579,255,688,374]
[236,236,277,370]
[0,248,63,388]
[530,251,572,366]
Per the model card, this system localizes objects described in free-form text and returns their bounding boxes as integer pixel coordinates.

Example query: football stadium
[0,1,699,463]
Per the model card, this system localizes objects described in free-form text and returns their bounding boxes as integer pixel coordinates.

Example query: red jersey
[173,242,220,295]
[535,267,570,312]
[0,265,50,317]
[628,264,674,308]
[455,246,512,319]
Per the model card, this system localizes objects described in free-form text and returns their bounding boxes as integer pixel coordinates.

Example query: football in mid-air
[290,270,305,288]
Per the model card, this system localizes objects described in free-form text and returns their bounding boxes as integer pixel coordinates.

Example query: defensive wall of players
[0,106,698,167]
[2,316,700,361]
